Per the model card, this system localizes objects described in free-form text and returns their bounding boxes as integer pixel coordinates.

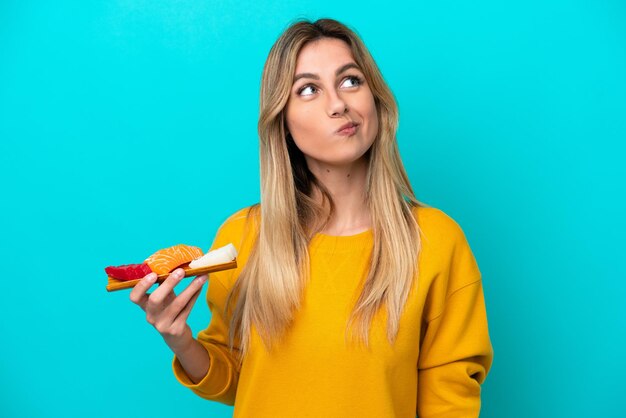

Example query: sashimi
[105,263,152,281]
[144,244,203,275]
[189,243,238,269]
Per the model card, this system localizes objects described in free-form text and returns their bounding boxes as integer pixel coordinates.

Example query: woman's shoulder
[411,203,472,245]
[221,204,260,230]
[411,203,482,291]
[210,204,260,251]
[221,204,260,227]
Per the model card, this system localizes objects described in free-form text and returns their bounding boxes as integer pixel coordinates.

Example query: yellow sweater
[173,205,494,417]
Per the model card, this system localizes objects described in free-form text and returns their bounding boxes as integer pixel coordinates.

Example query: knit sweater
[172,205,494,417]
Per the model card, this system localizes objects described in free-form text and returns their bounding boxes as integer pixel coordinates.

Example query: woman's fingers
[129,272,157,310]
[148,268,186,306]
[142,271,206,332]
[164,275,207,320]
[170,285,203,335]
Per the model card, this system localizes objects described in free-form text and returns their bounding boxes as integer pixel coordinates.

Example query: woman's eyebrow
[293,62,361,84]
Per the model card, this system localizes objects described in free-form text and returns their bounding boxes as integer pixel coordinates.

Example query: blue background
[1,1,624,417]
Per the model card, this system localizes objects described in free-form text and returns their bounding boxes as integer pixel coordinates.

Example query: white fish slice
[189,243,238,269]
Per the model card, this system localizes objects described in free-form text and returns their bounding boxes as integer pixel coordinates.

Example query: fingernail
[197,275,207,284]
[146,273,157,283]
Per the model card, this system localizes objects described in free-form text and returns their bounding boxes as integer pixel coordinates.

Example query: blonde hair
[225,18,425,362]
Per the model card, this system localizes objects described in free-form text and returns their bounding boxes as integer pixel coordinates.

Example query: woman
[130,18,494,417]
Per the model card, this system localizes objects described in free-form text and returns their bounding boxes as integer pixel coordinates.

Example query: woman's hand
[129,267,207,354]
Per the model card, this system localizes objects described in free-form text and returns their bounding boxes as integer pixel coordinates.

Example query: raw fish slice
[105,263,152,281]
[145,244,203,275]
[189,243,238,268]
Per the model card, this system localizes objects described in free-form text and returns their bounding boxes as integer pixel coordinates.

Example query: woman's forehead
[294,38,356,74]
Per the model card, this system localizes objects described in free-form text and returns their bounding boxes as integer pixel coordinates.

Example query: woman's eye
[298,85,317,96]
[341,76,362,88]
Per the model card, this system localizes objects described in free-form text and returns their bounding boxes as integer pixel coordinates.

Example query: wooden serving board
[106,259,237,292]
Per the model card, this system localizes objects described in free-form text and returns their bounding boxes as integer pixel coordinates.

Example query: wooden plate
[105,259,237,292]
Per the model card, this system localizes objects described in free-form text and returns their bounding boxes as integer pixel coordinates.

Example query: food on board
[104,263,152,281]
[144,244,204,275]
[105,243,238,281]
[189,243,238,269]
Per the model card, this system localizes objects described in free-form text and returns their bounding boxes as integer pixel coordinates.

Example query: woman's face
[285,38,378,170]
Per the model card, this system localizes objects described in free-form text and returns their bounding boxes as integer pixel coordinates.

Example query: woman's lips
[336,123,359,136]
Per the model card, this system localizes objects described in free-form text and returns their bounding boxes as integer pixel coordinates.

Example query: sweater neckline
[310,228,373,251]
[314,228,372,238]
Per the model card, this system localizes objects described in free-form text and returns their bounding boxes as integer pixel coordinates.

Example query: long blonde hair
[225,18,425,362]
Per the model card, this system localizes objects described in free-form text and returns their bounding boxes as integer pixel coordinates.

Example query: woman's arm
[171,336,211,384]
[416,210,494,417]
[170,209,252,406]
[417,279,493,417]
[171,276,242,405]
[130,269,211,382]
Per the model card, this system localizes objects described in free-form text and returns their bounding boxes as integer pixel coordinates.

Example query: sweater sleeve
[171,277,241,405]
[171,209,251,405]
[416,214,494,417]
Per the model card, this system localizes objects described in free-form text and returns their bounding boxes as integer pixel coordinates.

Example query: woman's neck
[307,157,372,236]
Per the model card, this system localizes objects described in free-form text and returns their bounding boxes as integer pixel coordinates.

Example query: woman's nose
[326,90,348,117]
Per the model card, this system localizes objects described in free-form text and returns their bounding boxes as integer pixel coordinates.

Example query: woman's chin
[304,153,370,172]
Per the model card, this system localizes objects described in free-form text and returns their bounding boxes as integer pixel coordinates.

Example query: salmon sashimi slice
[144,244,204,275]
